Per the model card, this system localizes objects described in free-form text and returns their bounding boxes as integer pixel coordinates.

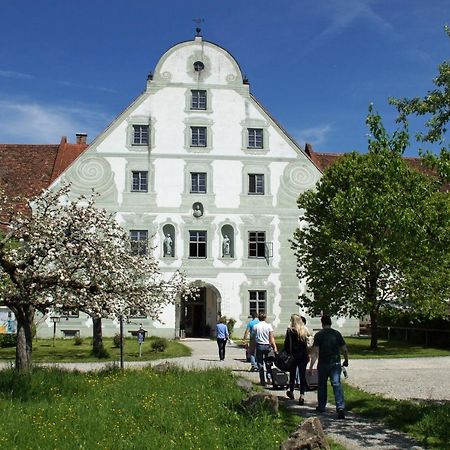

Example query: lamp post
[50,316,60,347]
[119,314,124,369]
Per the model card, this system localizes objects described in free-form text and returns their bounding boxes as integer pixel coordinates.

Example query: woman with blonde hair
[284,314,311,404]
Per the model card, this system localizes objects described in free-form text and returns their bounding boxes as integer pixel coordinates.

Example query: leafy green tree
[390,25,450,184]
[292,108,450,349]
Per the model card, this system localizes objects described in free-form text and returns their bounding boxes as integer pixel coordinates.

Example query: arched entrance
[178,281,221,338]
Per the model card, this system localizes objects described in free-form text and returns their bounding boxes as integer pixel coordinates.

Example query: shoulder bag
[275,329,296,371]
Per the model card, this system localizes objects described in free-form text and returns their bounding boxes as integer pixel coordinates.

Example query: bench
[61,329,80,338]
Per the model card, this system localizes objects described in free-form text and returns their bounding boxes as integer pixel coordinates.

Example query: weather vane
[193,18,205,36]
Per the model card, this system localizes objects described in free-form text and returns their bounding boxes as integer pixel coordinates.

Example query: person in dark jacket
[284,314,311,404]
[308,314,349,419]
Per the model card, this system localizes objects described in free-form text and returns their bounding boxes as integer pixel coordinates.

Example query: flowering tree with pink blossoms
[0,185,190,371]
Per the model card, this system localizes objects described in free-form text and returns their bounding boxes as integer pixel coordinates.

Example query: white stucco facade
[44,35,359,339]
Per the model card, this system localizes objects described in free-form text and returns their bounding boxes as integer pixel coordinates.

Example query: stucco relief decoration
[66,157,116,197]
[278,163,318,206]
[161,71,172,81]
[187,51,211,81]
[226,73,236,83]
[192,202,204,218]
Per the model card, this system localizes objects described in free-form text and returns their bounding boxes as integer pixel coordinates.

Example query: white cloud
[56,80,117,94]
[0,70,34,80]
[0,98,110,144]
[302,0,394,54]
[293,124,332,147]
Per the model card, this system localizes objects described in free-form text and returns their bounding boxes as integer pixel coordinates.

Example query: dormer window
[191,90,207,110]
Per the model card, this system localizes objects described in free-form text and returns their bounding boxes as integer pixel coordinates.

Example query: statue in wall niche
[163,234,173,257]
[222,235,231,257]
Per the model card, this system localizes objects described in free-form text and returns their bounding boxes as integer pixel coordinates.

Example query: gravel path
[3,339,448,449]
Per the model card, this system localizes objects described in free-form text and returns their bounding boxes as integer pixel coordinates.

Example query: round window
[193,61,205,72]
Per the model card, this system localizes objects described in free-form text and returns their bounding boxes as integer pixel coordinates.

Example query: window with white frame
[132,125,149,145]
[248,128,263,149]
[131,171,148,192]
[130,230,148,256]
[191,90,207,110]
[191,172,207,193]
[249,290,266,316]
[189,230,207,258]
[248,174,264,195]
[248,231,266,258]
[191,126,207,147]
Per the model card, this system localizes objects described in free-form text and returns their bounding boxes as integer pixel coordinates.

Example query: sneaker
[260,381,266,387]
[250,366,258,372]
[315,406,326,413]
[298,396,305,405]
[286,391,294,400]
[337,408,346,419]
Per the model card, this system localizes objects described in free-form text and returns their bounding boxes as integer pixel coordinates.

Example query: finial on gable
[193,18,204,38]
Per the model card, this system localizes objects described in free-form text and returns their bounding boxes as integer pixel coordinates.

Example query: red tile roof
[305,143,438,175]
[0,137,87,210]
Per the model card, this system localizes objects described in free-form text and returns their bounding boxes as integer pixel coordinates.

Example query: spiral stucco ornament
[226,73,236,83]
[66,157,116,197]
[278,163,318,206]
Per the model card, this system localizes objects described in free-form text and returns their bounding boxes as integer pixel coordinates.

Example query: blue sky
[0,0,448,156]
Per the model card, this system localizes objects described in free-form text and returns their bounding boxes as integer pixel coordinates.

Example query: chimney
[76,133,87,145]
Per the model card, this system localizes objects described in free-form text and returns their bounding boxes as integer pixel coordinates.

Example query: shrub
[226,318,236,337]
[91,346,110,359]
[151,337,168,352]
[112,333,122,348]
[74,336,83,346]
[0,333,17,348]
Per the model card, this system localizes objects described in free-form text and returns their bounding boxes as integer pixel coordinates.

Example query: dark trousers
[288,354,308,394]
[217,338,227,360]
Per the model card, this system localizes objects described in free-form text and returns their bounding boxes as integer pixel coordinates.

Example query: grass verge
[273,336,450,358]
[0,337,190,362]
[343,383,450,449]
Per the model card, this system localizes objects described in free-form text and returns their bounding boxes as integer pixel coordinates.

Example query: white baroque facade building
[45,34,359,339]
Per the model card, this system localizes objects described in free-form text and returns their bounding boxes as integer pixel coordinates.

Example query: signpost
[137,325,146,357]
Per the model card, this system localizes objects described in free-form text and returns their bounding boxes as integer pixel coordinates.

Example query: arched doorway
[178,282,221,338]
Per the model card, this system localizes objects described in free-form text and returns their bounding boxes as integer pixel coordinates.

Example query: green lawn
[344,337,450,358]
[343,382,450,449]
[0,336,190,362]
[273,336,450,358]
[0,366,299,450]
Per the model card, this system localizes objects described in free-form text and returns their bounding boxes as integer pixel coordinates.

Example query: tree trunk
[370,310,379,350]
[92,316,104,357]
[366,268,380,350]
[15,304,35,371]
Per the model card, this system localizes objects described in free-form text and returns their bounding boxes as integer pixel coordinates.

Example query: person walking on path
[216,317,229,361]
[308,314,349,419]
[243,312,259,371]
[284,314,311,405]
[252,312,278,386]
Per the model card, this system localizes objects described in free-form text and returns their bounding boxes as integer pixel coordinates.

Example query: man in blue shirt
[243,312,259,371]
[216,317,230,361]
